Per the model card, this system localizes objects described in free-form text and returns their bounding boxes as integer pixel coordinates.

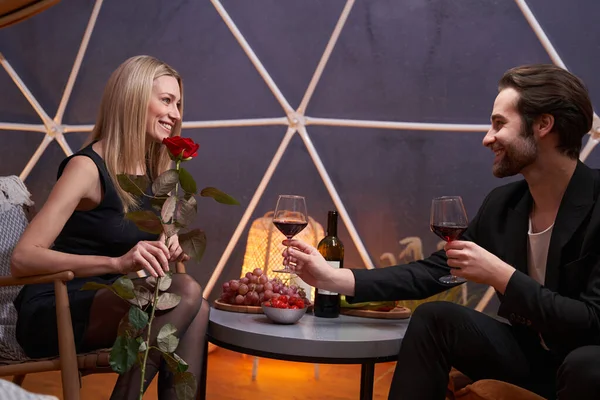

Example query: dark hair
[498,64,593,159]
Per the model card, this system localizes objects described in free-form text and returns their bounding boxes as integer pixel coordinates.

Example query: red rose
[162,137,199,160]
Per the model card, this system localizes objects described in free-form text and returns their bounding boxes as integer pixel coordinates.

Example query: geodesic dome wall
[1,0,599,303]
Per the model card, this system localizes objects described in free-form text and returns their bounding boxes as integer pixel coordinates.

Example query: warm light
[241,212,324,301]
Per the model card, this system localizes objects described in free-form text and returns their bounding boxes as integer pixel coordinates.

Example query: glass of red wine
[430,196,469,284]
[272,195,308,273]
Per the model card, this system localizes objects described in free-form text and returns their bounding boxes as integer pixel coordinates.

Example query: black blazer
[350,161,600,358]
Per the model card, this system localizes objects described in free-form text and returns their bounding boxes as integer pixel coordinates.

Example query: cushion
[454,380,546,400]
[0,378,58,399]
[0,176,33,361]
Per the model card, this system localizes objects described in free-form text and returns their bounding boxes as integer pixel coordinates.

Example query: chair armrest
[0,271,75,287]
[176,261,186,274]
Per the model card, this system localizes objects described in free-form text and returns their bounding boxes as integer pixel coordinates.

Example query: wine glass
[272,195,308,273]
[430,196,469,284]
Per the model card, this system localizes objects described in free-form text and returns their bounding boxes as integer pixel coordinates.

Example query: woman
[11,55,208,399]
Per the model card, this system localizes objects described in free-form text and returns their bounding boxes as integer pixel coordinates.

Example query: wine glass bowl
[430,196,469,284]
[272,195,308,273]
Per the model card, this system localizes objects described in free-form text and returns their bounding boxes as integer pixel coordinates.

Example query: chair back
[0,176,33,361]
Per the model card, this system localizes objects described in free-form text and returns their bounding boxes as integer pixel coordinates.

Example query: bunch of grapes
[220,268,310,307]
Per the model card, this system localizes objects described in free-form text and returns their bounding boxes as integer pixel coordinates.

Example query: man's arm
[501,264,600,351]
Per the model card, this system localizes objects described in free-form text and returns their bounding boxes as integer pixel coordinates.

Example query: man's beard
[492,129,538,178]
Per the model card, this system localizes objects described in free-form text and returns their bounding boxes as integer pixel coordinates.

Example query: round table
[198,308,409,400]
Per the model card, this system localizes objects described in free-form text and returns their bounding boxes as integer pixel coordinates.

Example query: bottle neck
[327,211,338,236]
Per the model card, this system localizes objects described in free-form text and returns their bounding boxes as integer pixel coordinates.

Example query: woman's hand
[116,241,171,277]
[160,233,190,262]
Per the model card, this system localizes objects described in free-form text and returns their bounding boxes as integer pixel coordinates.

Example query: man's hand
[445,240,516,294]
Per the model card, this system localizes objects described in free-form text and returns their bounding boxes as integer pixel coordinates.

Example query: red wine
[273,220,308,238]
[315,211,343,318]
[430,223,467,242]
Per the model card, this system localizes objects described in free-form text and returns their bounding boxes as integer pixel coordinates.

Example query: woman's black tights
[82,273,209,399]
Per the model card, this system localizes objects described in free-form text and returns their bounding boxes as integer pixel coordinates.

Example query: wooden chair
[0,175,188,399]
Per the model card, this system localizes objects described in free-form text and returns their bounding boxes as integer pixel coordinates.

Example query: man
[283,64,600,399]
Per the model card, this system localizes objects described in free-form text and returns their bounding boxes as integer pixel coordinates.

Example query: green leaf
[125,210,163,235]
[163,353,189,373]
[152,169,179,196]
[161,196,177,223]
[157,323,177,340]
[158,274,173,291]
[175,196,197,228]
[158,334,179,353]
[128,307,149,331]
[145,276,157,287]
[157,323,179,353]
[80,282,111,292]
[151,196,168,212]
[156,292,182,310]
[179,167,197,194]
[112,277,135,300]
[117,174,150,197]
[179,229,207,263]
[200,187,240,205]
[174,371,197,400]
[109,336,139,374]
[163,223,180,237]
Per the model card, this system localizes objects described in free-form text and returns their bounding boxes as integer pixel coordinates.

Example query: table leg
[197,339,208,400]
[360,363,375,400]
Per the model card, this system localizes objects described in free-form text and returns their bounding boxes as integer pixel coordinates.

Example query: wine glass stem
[285,245,290,265]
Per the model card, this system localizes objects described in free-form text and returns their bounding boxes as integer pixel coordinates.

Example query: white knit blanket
[0,176,34,213]
[0,379,57,399]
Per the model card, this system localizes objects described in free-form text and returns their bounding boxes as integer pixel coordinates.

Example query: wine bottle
[314,211,344,318]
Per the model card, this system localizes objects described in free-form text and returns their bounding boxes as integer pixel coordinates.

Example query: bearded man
[282,64,600,400]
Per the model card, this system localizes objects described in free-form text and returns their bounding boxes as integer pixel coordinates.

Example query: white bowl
[261,305,308,324]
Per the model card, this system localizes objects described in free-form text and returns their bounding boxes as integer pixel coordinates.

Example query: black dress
[14,142,157,358]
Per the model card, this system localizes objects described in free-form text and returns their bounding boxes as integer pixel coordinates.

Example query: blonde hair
[86,55,184,212]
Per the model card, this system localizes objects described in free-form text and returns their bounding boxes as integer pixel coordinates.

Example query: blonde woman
[11,55,209,399]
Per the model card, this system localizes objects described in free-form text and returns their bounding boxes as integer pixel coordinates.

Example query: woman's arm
[11,156,120,278]
[11,156,170,279]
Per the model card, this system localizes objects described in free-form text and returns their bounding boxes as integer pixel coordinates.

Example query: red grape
[248,291,260,305]
[253,268,263,276]
[255,284,264,293]
[229,280,240,292]
[235,295,244,304]
[258,274,268,284]
[240,277,250,284]
[264,289,274,300]
[238,283,249,295]
[264,282,273,292]
[222,282,230,292]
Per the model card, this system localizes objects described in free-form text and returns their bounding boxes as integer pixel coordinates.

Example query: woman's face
[146,75,181,144]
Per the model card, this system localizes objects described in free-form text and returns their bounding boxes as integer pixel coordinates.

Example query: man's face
[482,88,538,178]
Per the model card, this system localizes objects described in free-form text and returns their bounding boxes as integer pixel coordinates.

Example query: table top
[207,308,409,363]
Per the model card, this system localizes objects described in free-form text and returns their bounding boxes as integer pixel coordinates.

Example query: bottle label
[318,261,340,295]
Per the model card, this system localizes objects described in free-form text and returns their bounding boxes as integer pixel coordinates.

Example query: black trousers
[389,301,600,400]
